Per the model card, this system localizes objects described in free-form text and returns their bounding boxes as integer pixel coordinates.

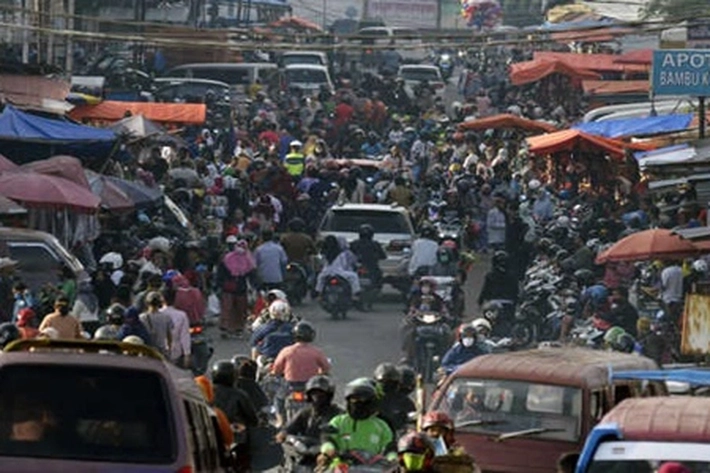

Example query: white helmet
[693,259,708,274]
[39,327,59,340]
[269,299,291,321]
[99,252,124,270]
[267,289,288,302]
[290,140,303,148]
[122,335,145,345]
[471,318,492,334]
[528,179,541,191]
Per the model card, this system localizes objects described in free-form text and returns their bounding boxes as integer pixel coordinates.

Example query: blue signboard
[652,49,710,96]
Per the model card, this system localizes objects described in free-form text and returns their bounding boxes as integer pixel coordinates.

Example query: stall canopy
[634,143,707,168]
[0,105,116,164]
[84,170,134,212]
[109,114,166,139]
[533,52,649,74]
[582,80,650,96]
[458,114,557,133]
[0,195,26,215]
[596,229,699,264]
[0,171,100,212]
[69,101,206,125]
[526,129,645,158]
[574,114,694,139]
[22,155,91,190]
[0,154,19,172]
[510,59,601,86]
[105,176,163,208]
[614,49,653,65]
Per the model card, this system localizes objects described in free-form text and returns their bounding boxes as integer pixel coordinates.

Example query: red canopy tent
[582,80,650,96]
[458,114,558,133]
[510,59,600,86]
[533,52,649,74]
[70,101,206,125]
[614,49,653,65]
[526,129,650,158]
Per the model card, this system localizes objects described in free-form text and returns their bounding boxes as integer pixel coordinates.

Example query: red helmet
[397,431,436,456]
[421,410,454,431]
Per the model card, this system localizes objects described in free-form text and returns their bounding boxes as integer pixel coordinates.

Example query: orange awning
[458,114,558,134]
[69,101,206,125]
[534,52,649,74]
[582,80,650,96]
[526,129,650,158]
[510,59,601,86]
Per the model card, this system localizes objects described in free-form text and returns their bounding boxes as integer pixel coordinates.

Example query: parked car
[317,203,414,290]
[152,78,231,104]
[0,227,84,291]
[397,64,446,100]
[282,64,334,95]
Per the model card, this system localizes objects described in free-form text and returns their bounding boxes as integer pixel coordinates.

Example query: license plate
[360,278,371,286]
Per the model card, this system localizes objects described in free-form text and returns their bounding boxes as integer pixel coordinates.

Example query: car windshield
[321,210,410,234]
[283,55,323,66]
[0,365,175,463]
[436,378,582,442]
[401,69,440,82]
[286,68,328,84]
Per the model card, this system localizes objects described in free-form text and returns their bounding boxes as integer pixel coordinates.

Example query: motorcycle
[284,262,309,306]
[189,324,213,376]
[281,435,321,473]
[436,53,454,80]
[481,299,516,339]
[328,450,396,473]
[427,275,465,322]
[357,265,380,311]
[283,382,309,424]
[413,312,451,384]
[320,275,352,320]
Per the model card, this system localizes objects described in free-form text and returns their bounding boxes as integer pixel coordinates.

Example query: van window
[438,378,582,441]
[8,244,59,273]
[285,68,328,84]
[393,28,419,39]
[197,406,219,470]
[184,400,202,470]
[283,55,324,66]
[0,365,175,463]
[321,210,411,234]
[193,68,251,86]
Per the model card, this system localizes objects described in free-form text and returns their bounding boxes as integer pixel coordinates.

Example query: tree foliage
[642,0,710,21]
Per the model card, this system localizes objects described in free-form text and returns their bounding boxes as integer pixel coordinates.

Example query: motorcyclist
[374,362,416,434]
[395,431,437,473]
[276,375,343,458]
[471,318,493,354]
[420,411,467,456]
[15,308,39,339]
[408,277,448,315]
[408,225,439,278]
[93,303,126,341]
[440,324,485,374]
[318,379,395,466]
[211,360,259,471]
[430,246,458,277]
[250,299,296,360]
[315,235,361,302]
[477,250,518,307]
[398,365,417,398]
[272,321,331,385]
[232,355,270,413]
[350,224,387,289]
[251,289,294,328]
[280,217,317,282]
[603,326,636,354]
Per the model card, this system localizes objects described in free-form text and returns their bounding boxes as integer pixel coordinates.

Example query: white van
[357,26,427,66]
[164,63,278,97]
[280,51,329,68]
[282,64,334,95]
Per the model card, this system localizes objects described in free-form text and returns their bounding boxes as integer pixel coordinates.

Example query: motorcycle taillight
[189,326,203,335]
[292,391,306,402]
[329,278,340,285]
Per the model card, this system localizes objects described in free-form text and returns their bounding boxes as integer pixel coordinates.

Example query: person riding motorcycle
[276,374,343,469]
[408,277,448,315]
[272,321,331,385]
[280,217,317,288]
[250,300,296,360]
[420,411,469,456]
[374,362,416,434]
[408,225,439,277]
[430,246,458,277]
[471,318,494,354]
[251,290,297,330]
[232,355,270,413]
[93,303,126,340]
[319,379,396,467]
[350,224,387,288]
[397,365,417,397]
[477,250,518,307]
[395,432,437,473]
[603,326,635,354]
[315,235,361,302]
[440,324,485,374]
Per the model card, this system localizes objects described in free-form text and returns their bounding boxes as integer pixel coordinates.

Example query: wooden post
[700,96,706,140]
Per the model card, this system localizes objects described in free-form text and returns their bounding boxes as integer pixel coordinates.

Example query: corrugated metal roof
[604,397,710,441]
[456,347,657,388]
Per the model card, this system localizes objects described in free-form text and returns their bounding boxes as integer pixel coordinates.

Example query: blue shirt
[251,320,295,358]
[441,342,484,374]
[254,241,288,284]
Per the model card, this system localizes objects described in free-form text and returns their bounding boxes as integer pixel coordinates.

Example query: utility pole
[21,0,29,63]
[436,0,442,30]
[65,0,74,73]
[322,0,327,30]
[362,0,370,21]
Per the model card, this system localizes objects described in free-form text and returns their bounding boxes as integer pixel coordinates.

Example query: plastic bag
[207,292,221,317]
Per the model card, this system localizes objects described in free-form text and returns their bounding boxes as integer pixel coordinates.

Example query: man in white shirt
[408,226,439,277]
[661,261,684,323]
[160,288,191,369]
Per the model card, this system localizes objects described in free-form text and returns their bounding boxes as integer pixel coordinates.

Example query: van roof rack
[3,339,164,360]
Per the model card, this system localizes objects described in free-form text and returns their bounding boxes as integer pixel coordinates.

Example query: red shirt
[272,342,330,383]
[259,130,280,147]
[334,103,354,128]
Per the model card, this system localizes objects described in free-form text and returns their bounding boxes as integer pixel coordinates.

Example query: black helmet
[306,374,335,395]
[106,303,126,325]
[374,362,401,385]
[232,354,257,380]
[574,269,595,286]
[211,360,236,387]
[358,223,374,240]
[459,324,477,341]
[344,379,378,402]
[492,250,508,271]
[293,321,316,342]
[397,365,416,394]
[421,225,437,240]
[288,218,305,232]
[0,323,20,348]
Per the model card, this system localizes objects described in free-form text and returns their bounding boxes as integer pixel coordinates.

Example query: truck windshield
[436,378,582,442]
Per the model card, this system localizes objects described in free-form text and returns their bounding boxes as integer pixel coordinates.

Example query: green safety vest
[284,152,305,177]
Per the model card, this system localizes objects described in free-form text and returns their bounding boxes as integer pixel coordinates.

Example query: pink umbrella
[0,171,100,212]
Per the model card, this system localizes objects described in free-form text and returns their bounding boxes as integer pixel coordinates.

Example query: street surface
[209,253,489,393]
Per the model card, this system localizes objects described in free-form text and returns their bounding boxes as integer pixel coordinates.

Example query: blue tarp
[612,369,710,386]
[574,114,694,139]
[0,105,115,142]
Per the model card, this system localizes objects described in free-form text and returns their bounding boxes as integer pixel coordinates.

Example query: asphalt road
[208,253,489,392]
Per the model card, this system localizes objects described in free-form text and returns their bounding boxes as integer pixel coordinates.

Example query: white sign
[366,0,438,29]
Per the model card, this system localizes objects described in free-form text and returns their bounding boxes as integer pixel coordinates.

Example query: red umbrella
[596,229,699,264]
[0,171,100,212]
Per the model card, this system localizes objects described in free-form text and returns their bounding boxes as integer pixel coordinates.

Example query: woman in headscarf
[71,278,101,335]
[116,306,153,345]
[315,235,361,299]
[216,236,256,338]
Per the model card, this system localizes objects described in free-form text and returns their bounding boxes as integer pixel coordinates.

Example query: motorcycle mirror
[407,411,419,423]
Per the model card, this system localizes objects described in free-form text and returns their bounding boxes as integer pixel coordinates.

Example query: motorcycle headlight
[441,54,451,61]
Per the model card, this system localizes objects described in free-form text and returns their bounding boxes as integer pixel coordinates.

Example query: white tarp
[579,0,651,22]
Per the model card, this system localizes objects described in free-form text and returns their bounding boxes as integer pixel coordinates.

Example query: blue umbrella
[104,176,163,208]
